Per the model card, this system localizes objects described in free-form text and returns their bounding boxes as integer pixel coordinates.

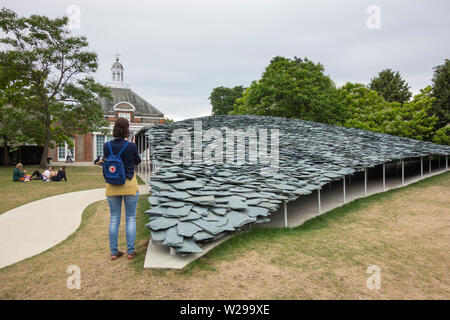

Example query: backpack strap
[118,141,130,157]
[107,141,113,155]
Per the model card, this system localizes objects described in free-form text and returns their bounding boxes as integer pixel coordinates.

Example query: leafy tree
[0,53,38,165]
[209,85,244,115]
[0,8,110,167]
[338,82,387,132]
[231,56,344,125]
[432,126,449,145]
[431,59,450,128]
[387,86,437,141]
[369,69,412,103]
[339,83,437,141]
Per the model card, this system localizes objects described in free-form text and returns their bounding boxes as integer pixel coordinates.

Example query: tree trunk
[40,136,51,168]
[40,118,52,168]
[39,107,53,168]
[2,141,8,166]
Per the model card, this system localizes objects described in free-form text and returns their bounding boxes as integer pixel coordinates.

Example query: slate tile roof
[140,115,450,254]
[99,87,164,116]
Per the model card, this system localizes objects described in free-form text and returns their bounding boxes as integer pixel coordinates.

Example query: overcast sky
[2,0,449,120]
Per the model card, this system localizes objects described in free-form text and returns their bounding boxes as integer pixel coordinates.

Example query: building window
[96,135,105,158]
[118,112,130,121]
[58,145,66,160]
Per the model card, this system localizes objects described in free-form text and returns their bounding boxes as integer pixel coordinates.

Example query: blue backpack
[103,141,130,185]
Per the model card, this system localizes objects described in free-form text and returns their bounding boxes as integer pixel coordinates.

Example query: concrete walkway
[0,185,148,270]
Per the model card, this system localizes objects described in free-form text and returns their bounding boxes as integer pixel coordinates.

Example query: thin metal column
[142,134,145,176]
[136,134,140,175]
[146,135,150,176]
[383,162,386,191]
[284,201,288,228]
[421,157,423,177]
[364,168,368,195]
[150,140,154,173]
[438,155,440,169]
[142,134,146,175]
[343,176,346,203]
[143,134,145,175]
[446,155,448,170]
[429,155,432,174]
[318,189,321,214]
[135,134,139,175]
[401,158,405,185]
[142,135,147,177]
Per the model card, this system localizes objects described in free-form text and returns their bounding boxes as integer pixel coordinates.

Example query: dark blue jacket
[103,138,141,180]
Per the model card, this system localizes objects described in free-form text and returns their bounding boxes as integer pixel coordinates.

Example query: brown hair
[113,117,130,139]
[16,163,23,169]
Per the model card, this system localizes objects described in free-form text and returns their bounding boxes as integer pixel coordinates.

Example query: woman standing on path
[104,117,141,260]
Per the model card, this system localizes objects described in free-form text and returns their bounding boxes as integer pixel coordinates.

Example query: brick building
[49,57,164,162]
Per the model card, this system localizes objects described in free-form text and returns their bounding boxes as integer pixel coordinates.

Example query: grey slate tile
[185,196,216,206]
[241,206,270,217]
[191,206,209,216]
[159,201,186,208]
[179,211,202,221]
[177,221,203,237]
[150,230,166,243]
[146,217,178,230]
[210,207,228,216]
[164,204,193,218]
[159,190,192,200]
[171,181,204,190]
[145,206,168,216]
[227,211,257,228]
[175,238,203,253]
[148,196,160,206]
[191,219,223,235]
[193,231,214,241]
[162,226,184,246]
[227,197,248,210]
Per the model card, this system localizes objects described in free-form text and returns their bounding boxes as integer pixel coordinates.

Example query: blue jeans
[107,192,139,255]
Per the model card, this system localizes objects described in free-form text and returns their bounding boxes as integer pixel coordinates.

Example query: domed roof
[111,59,123,70]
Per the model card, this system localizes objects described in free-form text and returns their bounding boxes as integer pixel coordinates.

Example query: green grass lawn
[0,165,106,215]
[0,170,448,299]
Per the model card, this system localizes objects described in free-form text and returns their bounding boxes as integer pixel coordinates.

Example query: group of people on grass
[13,163,67,182]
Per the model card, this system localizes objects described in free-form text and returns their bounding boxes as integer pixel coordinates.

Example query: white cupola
[107,53,129,89]
[111,54,124,82]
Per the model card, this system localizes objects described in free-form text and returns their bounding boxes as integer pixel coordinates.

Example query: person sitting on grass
[94,156,105,167]
[31,166,55,181]
[50,167,67,182]
[13,163,31,182]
